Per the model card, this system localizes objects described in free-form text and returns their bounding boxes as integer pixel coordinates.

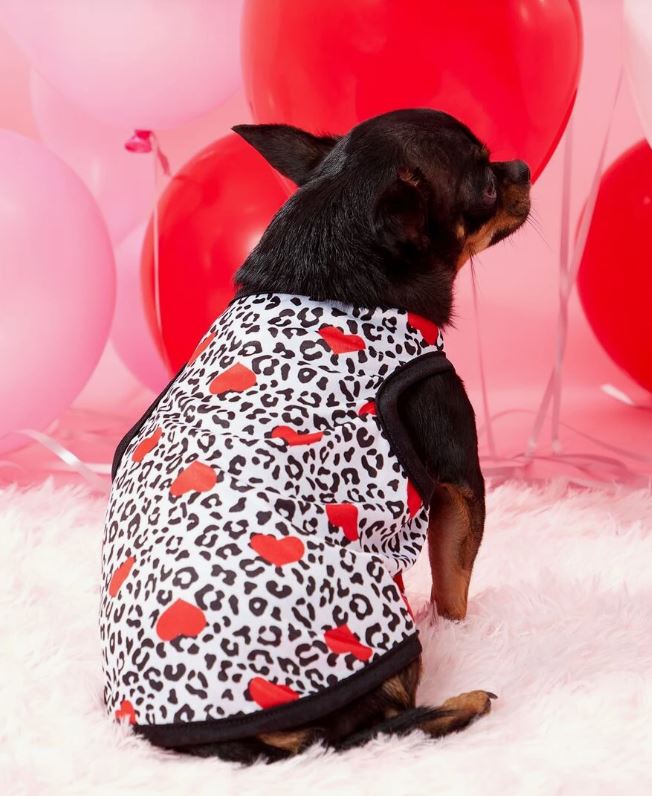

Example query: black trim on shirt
[133,633,422,749]
[110,365,185,481]
[375,351,454,505]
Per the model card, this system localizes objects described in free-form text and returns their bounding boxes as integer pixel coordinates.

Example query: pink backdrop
[1,0,649,490]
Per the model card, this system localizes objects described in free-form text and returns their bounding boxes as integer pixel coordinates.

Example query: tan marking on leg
[441,690,495,716]
[257,728,314,755]
[428,484,483,621]
[381,673,410,708]
[417,690,496,738]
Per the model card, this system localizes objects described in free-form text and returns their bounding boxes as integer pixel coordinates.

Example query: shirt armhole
[374,351,454,505]
[110,364,186,481]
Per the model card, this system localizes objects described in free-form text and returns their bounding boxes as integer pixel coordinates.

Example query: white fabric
[3,480,651,793]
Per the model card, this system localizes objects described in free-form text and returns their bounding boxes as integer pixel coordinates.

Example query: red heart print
[115,699,137,724]
[108,556,135,597]
[132,427,162,463]
[270,425,324,446]
[209,362,257,395]
[407,479,422,519]
[156,598,207,641]
[401,591,415,620]
[394,572,415,619]
[250,534,305,566]
[407,312,440,345]
[189,332,216,364]
[358,400,377,416]
[170,461,218,497]
[319,325,366,354]
[326,503,358,542]
[324,624,373,661]
[248,677,300,709]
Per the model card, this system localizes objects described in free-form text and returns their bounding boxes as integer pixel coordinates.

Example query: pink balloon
[0,17,37,137]
[0,0,243,130]
[74,341,154,414]
[0,131,115,454]
[111,224,170,393]
[30,72,155,243]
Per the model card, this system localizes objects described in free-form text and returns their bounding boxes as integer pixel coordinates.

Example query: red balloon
[578,141,652,393]
[142,133,290,372]
[242,0,582,181]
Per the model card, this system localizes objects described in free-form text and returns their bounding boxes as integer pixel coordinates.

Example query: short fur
[178,108,530,761]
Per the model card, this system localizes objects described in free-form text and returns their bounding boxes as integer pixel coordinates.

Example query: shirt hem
[131,633,422,749]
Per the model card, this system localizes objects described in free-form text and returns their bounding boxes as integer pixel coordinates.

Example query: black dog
[227,109,529,759]
[234,107,529,625]
[107,108,530,762]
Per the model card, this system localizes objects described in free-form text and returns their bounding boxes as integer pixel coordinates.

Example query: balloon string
[6,429,109,493]
[549,118,574,454]
[125,129,171,361]
[471,267,497,458]
[527,69,624,457]
[481,406,652,463]
[151,135,163,351]
[601,383,652,411]
[477,406,652,489]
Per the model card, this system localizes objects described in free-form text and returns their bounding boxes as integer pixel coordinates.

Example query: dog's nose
[506,160,530,184]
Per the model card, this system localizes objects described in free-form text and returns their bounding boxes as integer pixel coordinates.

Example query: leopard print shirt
[100,293,450,746]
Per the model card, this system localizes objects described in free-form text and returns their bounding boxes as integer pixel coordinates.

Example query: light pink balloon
[30,71,155,243]
[74,341,154,414]
[112,224,170,393]
[0,131,115,454]
[0,0,243,130]
[0,17,37,137]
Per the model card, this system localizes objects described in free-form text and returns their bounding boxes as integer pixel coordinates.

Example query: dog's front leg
[427,478,484,621]
[397,367,485,622]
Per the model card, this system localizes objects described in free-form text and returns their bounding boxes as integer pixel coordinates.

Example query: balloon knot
[124,130,171,176]
[124,130,154,153]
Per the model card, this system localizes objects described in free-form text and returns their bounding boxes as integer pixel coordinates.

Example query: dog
[101,108,530,763]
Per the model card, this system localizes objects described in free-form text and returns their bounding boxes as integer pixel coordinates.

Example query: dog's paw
[441,690,497,718]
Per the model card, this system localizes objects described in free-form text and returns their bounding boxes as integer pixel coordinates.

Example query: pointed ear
[232,123,339,186]
[372,167,431,255]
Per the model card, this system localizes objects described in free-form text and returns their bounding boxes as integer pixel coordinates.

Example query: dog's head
[234,109,530,323]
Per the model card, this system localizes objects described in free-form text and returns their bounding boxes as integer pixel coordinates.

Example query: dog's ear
[372,167,431,255]
[232,123,339,186]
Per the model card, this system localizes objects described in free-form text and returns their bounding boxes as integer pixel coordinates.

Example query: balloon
[0,131,115,454]
[242,0,582,181]
[0,0,243,130]
[141,133,290,371]
[30,72,154,243]
[577,141,652,393]
[0,17,37,137]
[624,0,652,149]
[74,341,151,415]
[112,224,170,393]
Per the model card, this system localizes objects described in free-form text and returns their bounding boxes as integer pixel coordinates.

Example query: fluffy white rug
[1,480,651,795]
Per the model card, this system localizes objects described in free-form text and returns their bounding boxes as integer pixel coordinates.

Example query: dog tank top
[101,292,453,748]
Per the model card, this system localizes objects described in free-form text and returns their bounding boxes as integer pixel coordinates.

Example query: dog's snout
[506,160,530,184]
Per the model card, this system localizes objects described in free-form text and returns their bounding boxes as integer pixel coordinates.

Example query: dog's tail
[178,690,496,763]
[334,690,496,751]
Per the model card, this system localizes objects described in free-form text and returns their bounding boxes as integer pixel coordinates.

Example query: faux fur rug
[1,480,651,795]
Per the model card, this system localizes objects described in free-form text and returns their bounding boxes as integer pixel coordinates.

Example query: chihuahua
[102,109,530,763]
